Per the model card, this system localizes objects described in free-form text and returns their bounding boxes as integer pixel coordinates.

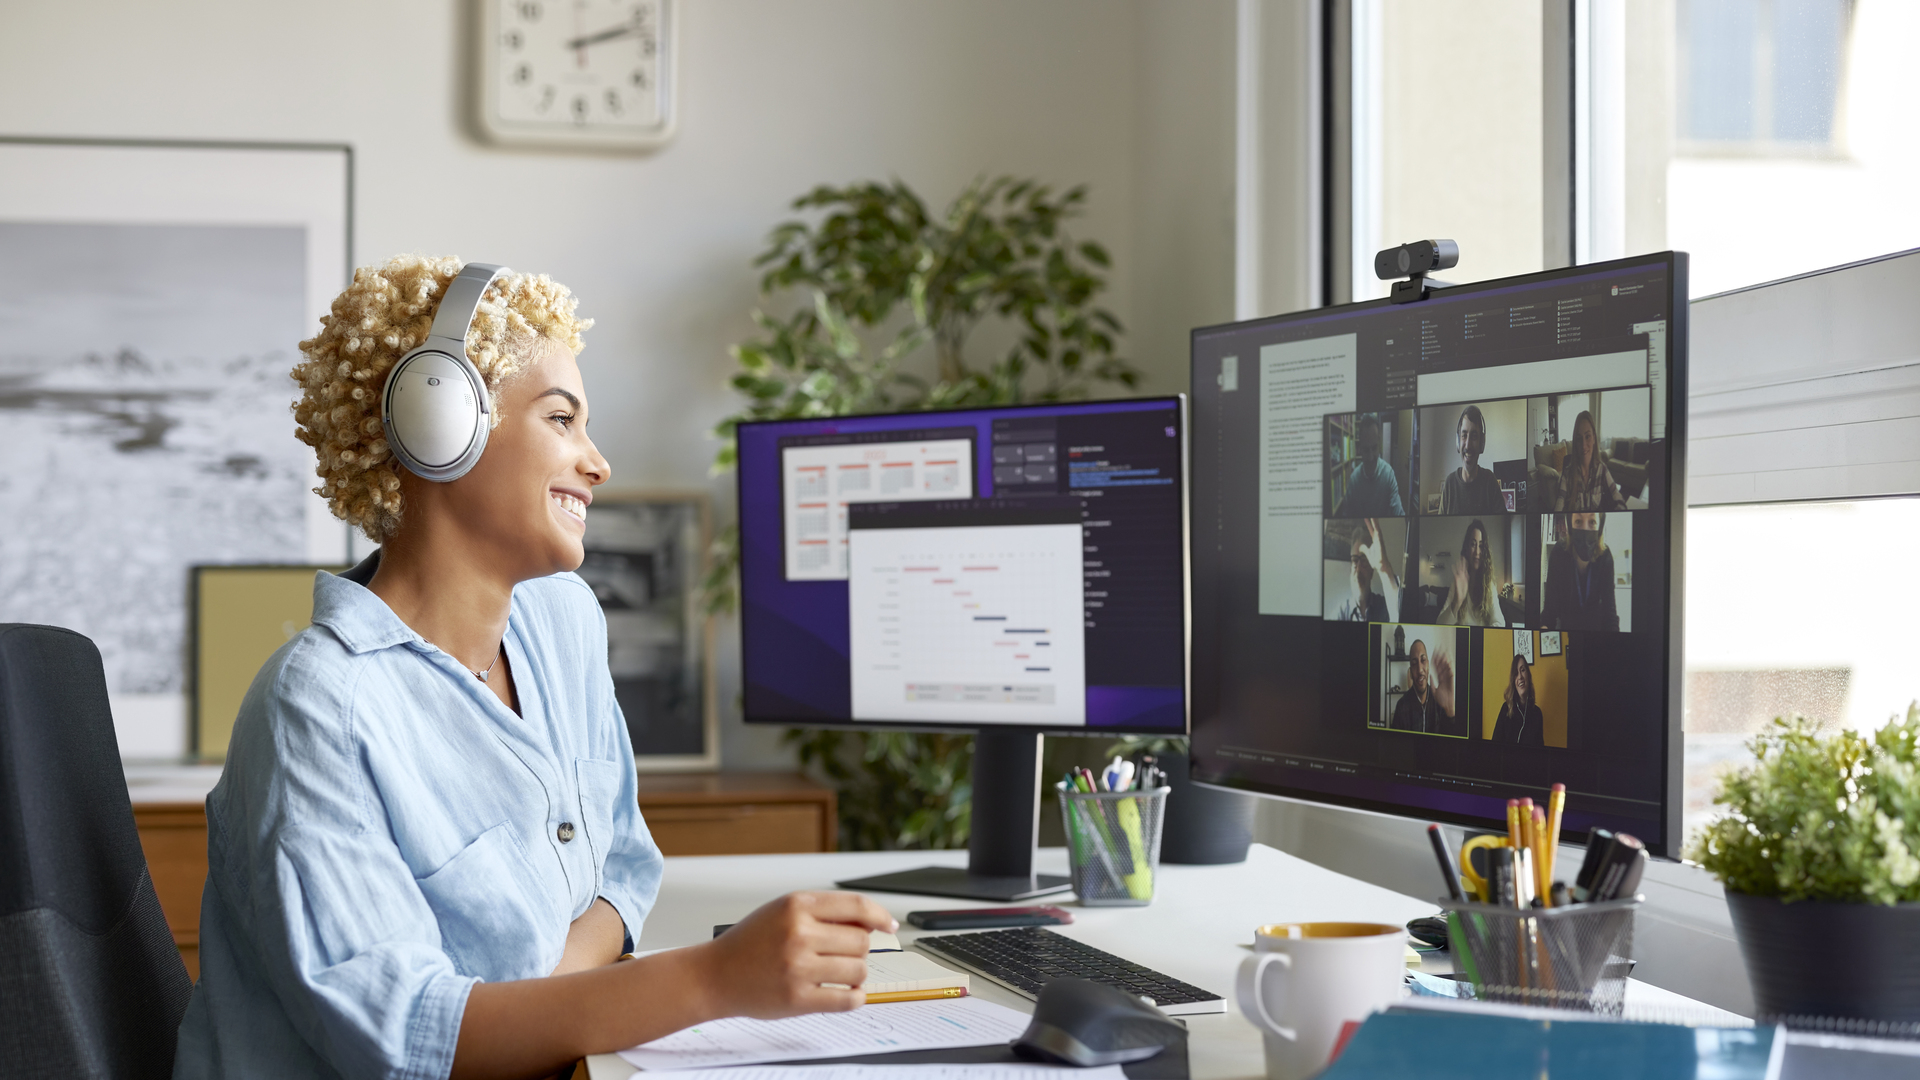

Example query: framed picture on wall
[192,565,347,761]
[1541,631,1563,656]
[577,491,717,771]
[0,137,352,759]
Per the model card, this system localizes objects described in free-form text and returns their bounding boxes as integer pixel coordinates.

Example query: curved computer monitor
[1187,252,1687,858]
[735,396,1189,900]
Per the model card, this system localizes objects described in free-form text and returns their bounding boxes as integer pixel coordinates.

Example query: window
[1661,0,1920,296]
[1682,498,1920,840]
[1341,1,1920,845]
[1349,0,1548,300]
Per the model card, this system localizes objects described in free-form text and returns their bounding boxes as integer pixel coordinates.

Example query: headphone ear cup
[382,350,489,481]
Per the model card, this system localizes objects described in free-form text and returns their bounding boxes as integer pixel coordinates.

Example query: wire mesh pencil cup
[1057,787,1169,906]
[1439,895,1640,1015]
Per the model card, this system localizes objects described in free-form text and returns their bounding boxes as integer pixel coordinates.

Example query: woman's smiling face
[430,338,610,577]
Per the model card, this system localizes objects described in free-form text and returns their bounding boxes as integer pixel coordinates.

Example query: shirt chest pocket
[415,822,561,980]
[574,758,622,894]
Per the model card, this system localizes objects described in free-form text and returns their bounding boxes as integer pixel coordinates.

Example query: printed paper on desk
[617,1065,1126,1079]
[616,996,1032,1071]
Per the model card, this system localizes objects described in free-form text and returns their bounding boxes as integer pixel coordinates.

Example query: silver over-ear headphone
[380,262,509,482]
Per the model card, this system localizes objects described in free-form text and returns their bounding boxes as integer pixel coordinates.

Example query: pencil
[1532,805,1550,902]
[1546,783,1567,892]
[1506,799,1522,849]
[865,987,968,1004]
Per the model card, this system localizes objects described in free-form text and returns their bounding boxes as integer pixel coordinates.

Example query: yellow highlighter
[1116,796,1154,900]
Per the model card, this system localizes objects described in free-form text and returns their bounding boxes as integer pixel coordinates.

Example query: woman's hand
[452,891,896,1080]
[698,892,898,1020]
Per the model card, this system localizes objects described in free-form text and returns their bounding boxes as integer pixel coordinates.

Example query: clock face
[479,0,675,149]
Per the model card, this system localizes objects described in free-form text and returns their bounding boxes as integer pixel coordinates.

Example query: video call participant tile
[1324,410,1413,518]
[1524,387,1653,513]
[1415,398,1526,517]
[1538,512,1631,632]
[1368,624,1469,739]
[1320,517,1409,623]
[1478,629,1569,748]
[1409,515,1526,628]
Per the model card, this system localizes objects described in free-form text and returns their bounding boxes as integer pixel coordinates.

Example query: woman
[1437,518,1505,627]
[1556,410,1623,512]
[174,257,893,1080]
[1489,653,1544,746]
[1439,404,1504,515]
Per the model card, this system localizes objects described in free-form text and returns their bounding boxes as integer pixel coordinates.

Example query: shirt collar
[310,562,426,655]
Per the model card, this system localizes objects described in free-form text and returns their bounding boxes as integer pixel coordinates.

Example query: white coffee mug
[1235,922,1406,1080]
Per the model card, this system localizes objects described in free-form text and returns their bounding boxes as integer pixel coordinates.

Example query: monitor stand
[834,730,1074,903]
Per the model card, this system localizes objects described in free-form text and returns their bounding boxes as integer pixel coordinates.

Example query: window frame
[1285,0,1920,1016]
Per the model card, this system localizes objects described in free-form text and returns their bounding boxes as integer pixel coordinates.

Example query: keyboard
[914,927,1226,1016]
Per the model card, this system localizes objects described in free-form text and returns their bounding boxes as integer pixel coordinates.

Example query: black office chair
[0,624,191,1078]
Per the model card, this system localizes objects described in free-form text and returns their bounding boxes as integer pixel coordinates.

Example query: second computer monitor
[1188,253,1686,856]
[736,397,1188,735]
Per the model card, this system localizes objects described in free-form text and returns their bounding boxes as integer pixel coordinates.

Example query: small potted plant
[1688,706,1920,1023]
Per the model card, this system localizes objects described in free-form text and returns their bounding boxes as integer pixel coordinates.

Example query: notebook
[864,950,970,994]
[1321,1009,1784,1080]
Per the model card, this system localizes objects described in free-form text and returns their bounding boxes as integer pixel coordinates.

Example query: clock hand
[565,21,642,50]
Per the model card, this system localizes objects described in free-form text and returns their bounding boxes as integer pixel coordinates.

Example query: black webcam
[1375,239,1459,304]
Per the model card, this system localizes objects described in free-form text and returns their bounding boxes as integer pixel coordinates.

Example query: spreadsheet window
[847,505,1086,726]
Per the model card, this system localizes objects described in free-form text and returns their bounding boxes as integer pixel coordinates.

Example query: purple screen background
[737,400,1185,731]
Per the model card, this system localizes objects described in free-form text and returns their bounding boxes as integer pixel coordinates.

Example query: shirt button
[557,822,575,843]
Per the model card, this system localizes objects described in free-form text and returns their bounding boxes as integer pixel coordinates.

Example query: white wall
[0,0,1236,767]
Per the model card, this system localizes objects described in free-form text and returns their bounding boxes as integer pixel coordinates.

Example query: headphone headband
[428,262,508,344]
[380,262,511,483]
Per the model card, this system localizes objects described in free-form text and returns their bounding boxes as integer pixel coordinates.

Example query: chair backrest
[0,624,191,1079]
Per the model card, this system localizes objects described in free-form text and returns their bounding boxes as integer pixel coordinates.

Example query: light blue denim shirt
[173,565,664,1080]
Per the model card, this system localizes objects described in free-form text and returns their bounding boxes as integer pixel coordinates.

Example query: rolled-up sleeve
[217,660,475,1080]
[264,826,475,1080]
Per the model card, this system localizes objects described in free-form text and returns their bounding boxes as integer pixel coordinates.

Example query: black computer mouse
[1407,915,1449,949]
[1012,978,1187,1067]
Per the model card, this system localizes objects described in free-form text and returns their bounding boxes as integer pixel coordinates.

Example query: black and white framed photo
[0,137,352,759]
[577,491,716,771]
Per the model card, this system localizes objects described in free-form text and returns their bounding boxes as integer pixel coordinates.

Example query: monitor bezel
[734,393,1192,737]
[1184,251,1688,858]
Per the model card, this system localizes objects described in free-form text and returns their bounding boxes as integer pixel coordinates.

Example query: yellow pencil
[1545,783,1567,893]
[865,987,969,1004]
[1532,805,1550,902]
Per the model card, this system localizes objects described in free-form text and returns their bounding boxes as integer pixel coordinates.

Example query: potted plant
[1688,706,1920,1023]
[706,176,1140,851]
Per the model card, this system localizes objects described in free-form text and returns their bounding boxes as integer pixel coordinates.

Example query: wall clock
[476,0,677,151]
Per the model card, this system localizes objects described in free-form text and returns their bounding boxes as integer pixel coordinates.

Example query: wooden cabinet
[636,772,836,856]
[132,802,209,981]
[130,772,835,978]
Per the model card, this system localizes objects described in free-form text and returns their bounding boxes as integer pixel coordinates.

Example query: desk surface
[586,844,1729,1080]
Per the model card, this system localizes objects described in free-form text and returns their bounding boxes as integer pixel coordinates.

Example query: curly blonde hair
[292,255,592,541]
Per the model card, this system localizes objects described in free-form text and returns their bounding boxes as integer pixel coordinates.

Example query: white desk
[586,843,1729,1079]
